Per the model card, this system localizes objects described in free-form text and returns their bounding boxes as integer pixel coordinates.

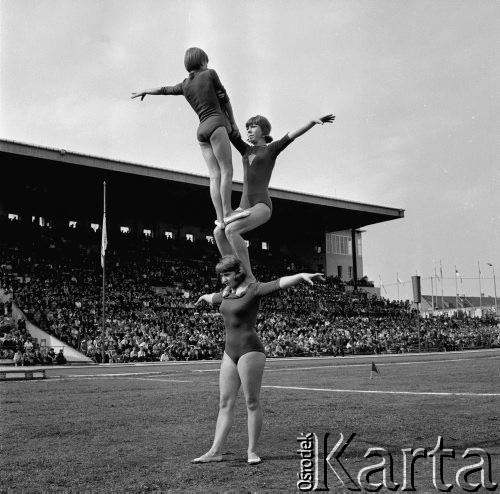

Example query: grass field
[1,350,500,493]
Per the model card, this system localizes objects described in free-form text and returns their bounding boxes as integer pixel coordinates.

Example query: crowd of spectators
[0,302,67,365]
[1,219,498,364]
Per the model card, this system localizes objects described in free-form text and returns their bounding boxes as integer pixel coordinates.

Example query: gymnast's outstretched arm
[131,83,183,100]
[131,87,165,100]
[287,114,335,140]
[195,293,220,306]
[278,273,325,289]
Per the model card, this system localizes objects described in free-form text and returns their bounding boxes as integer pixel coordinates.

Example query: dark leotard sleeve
[229,134,250,156]
[160,82,184,96]
[209,69,230,104]
[267,134,294,159]
[255,279,281,297]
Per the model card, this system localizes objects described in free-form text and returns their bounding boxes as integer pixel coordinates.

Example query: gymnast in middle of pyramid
[214,112,335,282]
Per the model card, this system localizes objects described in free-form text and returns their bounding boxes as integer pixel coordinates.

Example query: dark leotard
[160,68,230,142]
[213,280,281,364]
[229,134,294,213]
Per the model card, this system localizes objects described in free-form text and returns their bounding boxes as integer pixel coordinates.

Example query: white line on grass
[262,385,500,397]
[132,378,193,383]
[37,375,194,383]
[0,378,66,384]
[65,371,163,377]
[96,360,220,367]
[266,355,500,373]
[53,376,129,380]
[11,376,194,384]
[192,355,500,373]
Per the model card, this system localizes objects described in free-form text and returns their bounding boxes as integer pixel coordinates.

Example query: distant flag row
[383,262,495,287]
[387,263,497,316]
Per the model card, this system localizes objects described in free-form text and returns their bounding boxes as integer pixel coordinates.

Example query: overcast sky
[1,0,499,301]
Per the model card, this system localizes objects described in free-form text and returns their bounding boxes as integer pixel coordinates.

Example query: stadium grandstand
[421,295,497,318]
[0,139,404,280]
[1,139,498,365]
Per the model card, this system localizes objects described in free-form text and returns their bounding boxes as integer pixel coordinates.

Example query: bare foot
[192,452,223,463]
[247,452,261,464]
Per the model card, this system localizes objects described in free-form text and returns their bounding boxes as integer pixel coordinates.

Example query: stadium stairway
[8,301,94,365]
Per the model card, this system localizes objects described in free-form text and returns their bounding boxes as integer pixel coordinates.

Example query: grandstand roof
[1,139,404,240]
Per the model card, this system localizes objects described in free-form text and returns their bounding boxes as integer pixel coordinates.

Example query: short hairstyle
[184,47,209,72]
[215,255,246,284]
[246,115,273,143]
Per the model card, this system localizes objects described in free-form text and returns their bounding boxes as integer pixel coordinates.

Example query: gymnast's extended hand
[300,273,326,285]
[195,294,213,306]
[288,115,335,140]
[131,91,147,101]
[313,114,335,125]
[278,272,325,289]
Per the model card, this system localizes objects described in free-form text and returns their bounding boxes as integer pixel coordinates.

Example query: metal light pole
[478,261,482,315]
[487,263,498,317]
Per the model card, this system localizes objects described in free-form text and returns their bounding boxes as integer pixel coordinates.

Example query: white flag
[101,212,107,268]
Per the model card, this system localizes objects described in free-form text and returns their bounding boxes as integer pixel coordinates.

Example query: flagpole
[101,181,107,364]
[431,274,434,315]
[478,261,482,315]
[454,265,459,316]
[494,265,498,316]
[440,260,444,311]
[434,267,439,313]
[494,264,498,317]
[379,275,387,298]
[488,263,498,316]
